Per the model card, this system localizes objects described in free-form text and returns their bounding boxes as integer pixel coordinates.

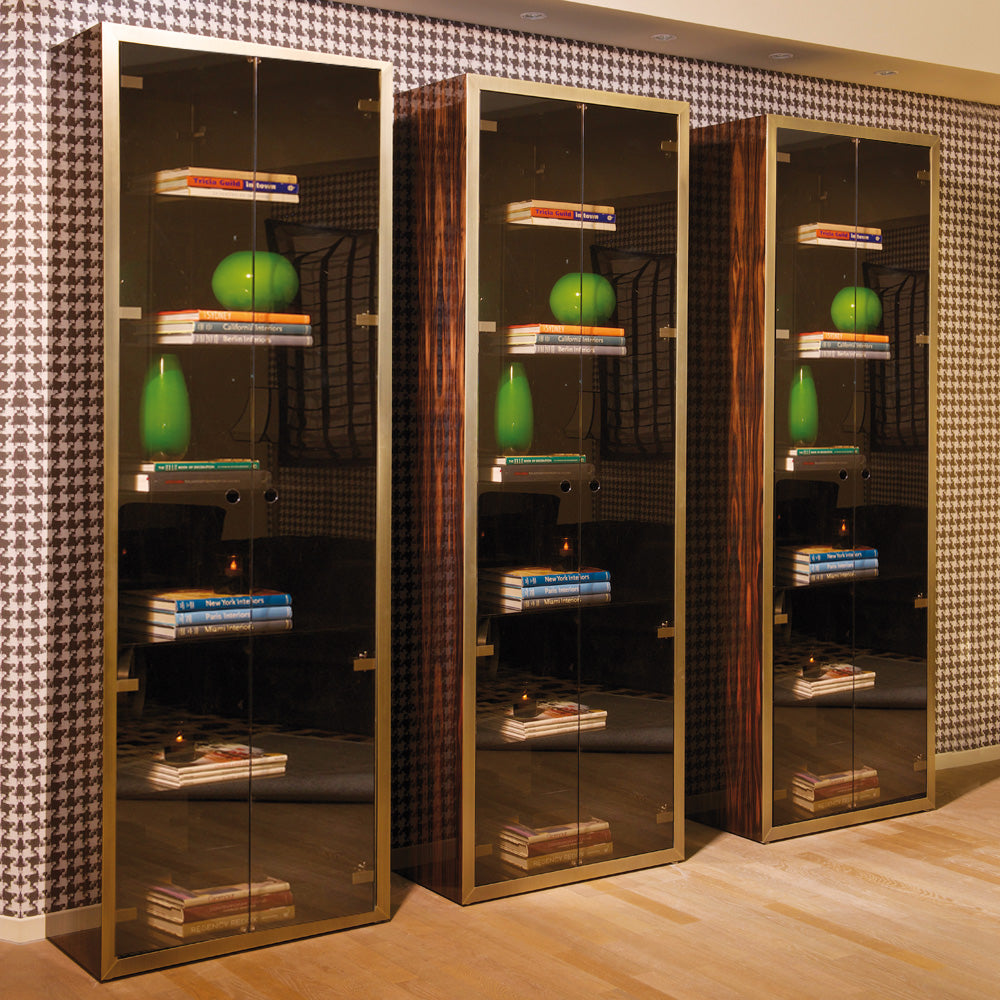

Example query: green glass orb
[495,362,534,452]
[140,353,191,459]
[211,251,299,312]
[830,286,883,333]
[549,272,616,326]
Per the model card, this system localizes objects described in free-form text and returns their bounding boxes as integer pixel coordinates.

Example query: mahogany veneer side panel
[723,117,767,839]
[398,77,469,899]
[688,118,766,839]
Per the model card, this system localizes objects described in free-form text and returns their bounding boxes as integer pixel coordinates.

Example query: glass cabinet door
[771,126,932,829]
[113,34,386,968]
[473,84,684,889]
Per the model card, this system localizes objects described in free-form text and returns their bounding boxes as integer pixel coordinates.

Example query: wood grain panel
[688,117,767,839]
[396,77,469,899]
[723,117,767,839]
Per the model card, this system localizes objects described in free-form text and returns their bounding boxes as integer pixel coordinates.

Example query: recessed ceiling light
[875,69,898,76]
[651,33,677,42]
[769,52,794,61]
[520,11,548,20]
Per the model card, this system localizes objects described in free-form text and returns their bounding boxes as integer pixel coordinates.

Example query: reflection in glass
[114,40,382,962]
[473,91,680,887]
[771,128,931,829]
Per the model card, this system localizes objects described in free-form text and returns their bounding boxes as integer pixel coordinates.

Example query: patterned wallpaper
[3,0,999,918]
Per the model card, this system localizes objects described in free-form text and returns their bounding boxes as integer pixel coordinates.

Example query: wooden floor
[5,758,1000,999]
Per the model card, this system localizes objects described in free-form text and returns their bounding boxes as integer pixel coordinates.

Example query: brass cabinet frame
[399,74,688,903]
[689,114,937,844]
[53,22,392,978]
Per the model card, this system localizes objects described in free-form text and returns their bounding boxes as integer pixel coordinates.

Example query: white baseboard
[0,913,46,944]
[0,904,100,944]
[936,744,1000,770]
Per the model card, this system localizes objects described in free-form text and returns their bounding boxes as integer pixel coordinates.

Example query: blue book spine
[173,606,293,625]
[182,321,311,336]
[516,570,611,587]
[509,333,624,347]
[519,581,612,598]
[175,593,292,611]
[804,558,879,574]
[798,549,878,563]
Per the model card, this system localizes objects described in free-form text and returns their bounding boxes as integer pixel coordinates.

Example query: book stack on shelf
[502,199,616,231]
[119,588,293,642]
[503,323,627,357]
[123,458,269,494]
[776,661,877,701]
[148,167,300,203]
[479,566,611,611]
[791,765,881,815]
[143,876,295,939]
[776,546,879,587]
[783,446,863,473]
[480,700,608,742]
[498,818,613,870]
[796,331,890,360]
[125,742,288,789]
[791,222,882,250]
[481,454,596,484]
[146,309,313,347]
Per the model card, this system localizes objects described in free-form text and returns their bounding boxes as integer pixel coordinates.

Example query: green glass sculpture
[494,362,534,452]
[211,250,299,312]
[830,285,883,333]
[788,364,818,447]
[140,353,191,459]
[549,271,616,326]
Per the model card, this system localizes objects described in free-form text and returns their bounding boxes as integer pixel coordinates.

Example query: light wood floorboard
[5,759,1000,999]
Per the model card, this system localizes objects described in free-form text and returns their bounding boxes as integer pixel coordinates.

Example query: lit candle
[513,690,537,719]
[163,731,197,762]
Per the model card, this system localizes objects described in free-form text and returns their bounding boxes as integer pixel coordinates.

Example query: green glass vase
[140,353,191,459]
[494,362,534,453]
[788,364,819,447]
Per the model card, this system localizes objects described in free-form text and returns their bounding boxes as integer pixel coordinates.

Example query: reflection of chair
[591,246,676,459]
[266,221,378,466]
[864,262,930,451]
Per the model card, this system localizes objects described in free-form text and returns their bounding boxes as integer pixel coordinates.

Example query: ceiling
[361,0,1000,107]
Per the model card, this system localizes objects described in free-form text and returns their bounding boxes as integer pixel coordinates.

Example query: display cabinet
[687,115,937,841]
[395,76,687,902]
[50,24,391,977]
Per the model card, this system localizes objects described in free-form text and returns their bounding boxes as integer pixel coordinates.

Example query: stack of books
[148,309,313,346]
[126,742,288,789]
[119,588,293,642]
[144,876,295,939]
[498,818,613,870]
[776,661,877,701]
[149,167,299,203]
[783,446,863,472]
[479,566,611,611]
[776,546,879,587]
[791,766,881,814]
[796,331,890,360]
[502,199,616,231]
[481,454,596,484]
[122,458,269,494]
[480,701,608,742]
[792,222,882,249]
[503,323,626,356]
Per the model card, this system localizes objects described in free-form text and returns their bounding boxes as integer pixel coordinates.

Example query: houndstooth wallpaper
[4,0,999,919]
